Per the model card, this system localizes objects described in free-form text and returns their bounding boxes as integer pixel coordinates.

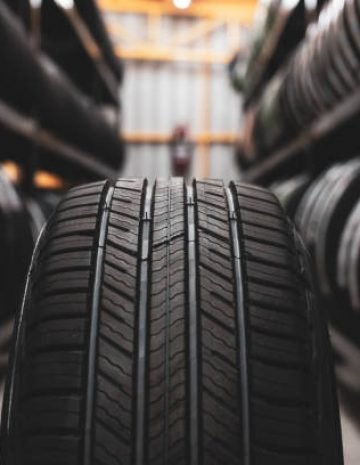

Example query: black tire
[295,161,360,295]
[271,174,310,219]
[337,198,360,311]
[1,178,343,465]
[0,169,33,319]
[24,198,47,244]
[35,191,62,219]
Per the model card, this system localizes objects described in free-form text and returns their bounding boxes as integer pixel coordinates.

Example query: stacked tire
[271,174,311,218]
[0,169,33,320]
[0,168,62,320]
[273,159,360,314]
[253,0,360,155]
[337,199,360,311]
[24,192,62,246]
[1,178,343,465]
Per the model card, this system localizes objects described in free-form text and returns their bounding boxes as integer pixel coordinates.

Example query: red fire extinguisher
[170,125,194,178]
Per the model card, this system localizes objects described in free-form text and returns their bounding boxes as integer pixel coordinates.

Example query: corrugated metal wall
[105,12,249,180]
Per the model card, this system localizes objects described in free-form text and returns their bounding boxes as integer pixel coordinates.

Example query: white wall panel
[106,12,249,179]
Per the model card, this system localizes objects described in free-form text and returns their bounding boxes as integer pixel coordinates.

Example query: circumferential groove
[4,218,49,436]
[84,182,114,465]
[225,186,251,465]
[186,184,200,465]
[163,181,171,463]
[135,183,153,465]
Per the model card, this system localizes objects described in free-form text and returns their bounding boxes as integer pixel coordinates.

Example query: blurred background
[0,0,360,463]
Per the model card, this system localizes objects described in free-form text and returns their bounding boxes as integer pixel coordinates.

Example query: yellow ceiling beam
[171,19,223,47]
[107,18,224,47]
[97,0,256,24]
[115,45,233,63]
[106,21,138,42]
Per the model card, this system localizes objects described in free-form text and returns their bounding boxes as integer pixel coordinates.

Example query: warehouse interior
[0,0,359,464]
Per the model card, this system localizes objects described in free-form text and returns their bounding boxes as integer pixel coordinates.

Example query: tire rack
[38,0,123,105]
[243,0,307,109]
[243,88,360,185]
[0,101,117,182]
[0,0,123,188]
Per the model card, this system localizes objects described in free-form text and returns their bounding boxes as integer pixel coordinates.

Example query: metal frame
[101,1,251,64]
[0,99,117,180]
[98,0,257,22]
[243,89,360,185]
[31,1,120,102]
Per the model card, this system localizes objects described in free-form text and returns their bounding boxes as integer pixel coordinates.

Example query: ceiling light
[304,0,317,9]
[29,0,42,7]
[173,0,192,9]
[53,0,74,9]
[281,0,299,10]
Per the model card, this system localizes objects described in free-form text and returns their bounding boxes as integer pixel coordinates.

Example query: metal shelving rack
[0,0,123,186]
[37,0,122,104]
[0,101,117,181]
[242,0,307,109]
[243,89,360,184]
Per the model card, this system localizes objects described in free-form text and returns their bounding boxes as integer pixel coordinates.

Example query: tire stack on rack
[240,0,360,167]
[0,0,124,181]
[0,0,124,313]
[231,0,308,168]
[272,160,360,324]
[233,0,307,106]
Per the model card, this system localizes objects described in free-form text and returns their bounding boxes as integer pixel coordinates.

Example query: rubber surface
[0,169,33,319]
[1,178,343,465]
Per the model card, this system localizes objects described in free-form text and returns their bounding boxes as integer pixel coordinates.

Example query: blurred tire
[296,161,360,296]
[0,169,33,319]
[271,173,311,218]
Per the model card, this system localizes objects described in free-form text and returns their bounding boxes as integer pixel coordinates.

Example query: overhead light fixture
[53,0,74,9]
[29,0,42,7]
[173,0,192,9]
[304,0,317,9]
[281,0,300,10]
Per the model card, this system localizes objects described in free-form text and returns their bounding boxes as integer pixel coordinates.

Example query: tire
[294,164,343,251]
[1,178,343,465]
[271,174,310,219]
[295,161,360,295]
[35,191,62,219]
[0,169,33,319]
[25,192,62,243]
[24,198,47,243]
[337,198,360,311]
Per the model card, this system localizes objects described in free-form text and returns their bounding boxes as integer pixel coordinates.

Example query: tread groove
[187,184,200,465]
[225,186,251,465]
[83,182,114,465]
[135,183,154,465]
